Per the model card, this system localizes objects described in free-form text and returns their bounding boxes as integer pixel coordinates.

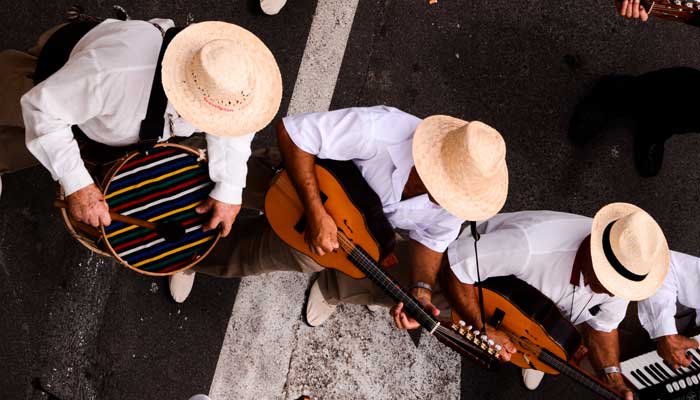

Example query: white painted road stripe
[208,1,360,399]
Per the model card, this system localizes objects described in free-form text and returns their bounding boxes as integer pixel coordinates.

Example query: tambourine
[58,143,221,276]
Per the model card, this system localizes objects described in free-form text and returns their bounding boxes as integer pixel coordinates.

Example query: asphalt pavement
[1,0,700,399]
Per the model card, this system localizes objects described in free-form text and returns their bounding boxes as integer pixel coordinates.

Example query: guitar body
[453,276,582,375]
[265,163,382,279]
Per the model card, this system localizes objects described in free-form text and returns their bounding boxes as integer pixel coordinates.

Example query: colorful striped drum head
[101,144,220,275]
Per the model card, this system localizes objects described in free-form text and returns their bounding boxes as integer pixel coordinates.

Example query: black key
[645,365,663,382]
[630,370,649,388]
[635,368,655,386]
[651,363,672,381]
[664,360,680,376]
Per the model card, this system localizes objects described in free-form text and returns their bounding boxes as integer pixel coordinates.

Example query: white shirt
[21,18,253,204]
[447,211,630,333]
[282,106,464,252]
[638,251,700,339]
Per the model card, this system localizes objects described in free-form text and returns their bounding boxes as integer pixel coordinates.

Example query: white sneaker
[305,278,336,327]
[522,368,545,391]
[169,269,196,303]
[260,0,287,15]
[188,396,210,400]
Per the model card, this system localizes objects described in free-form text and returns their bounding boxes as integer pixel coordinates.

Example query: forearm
[276,121,324,214]
[583,325,622,370]
[443,266,482,326]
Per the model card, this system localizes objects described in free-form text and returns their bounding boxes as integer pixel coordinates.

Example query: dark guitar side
[453,276,582,375]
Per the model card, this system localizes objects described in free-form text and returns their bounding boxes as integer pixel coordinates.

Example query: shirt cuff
[647,320,679,340]
[208,182,243,205]
[59,166,94,196]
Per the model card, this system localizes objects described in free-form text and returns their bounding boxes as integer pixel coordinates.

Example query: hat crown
[609,211,663,276]
[442,121,506,179]
[186,39,255,111]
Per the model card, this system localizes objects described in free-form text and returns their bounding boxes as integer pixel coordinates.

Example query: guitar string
[335,234,437,328]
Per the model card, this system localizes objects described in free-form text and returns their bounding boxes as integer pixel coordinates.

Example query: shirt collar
[386,140,415,203]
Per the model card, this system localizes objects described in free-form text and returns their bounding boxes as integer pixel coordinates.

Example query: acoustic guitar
[622,0,700,24]
[265,160,501,370]
[452,275,626,400]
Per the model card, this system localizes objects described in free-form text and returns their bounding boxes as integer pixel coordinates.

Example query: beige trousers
[0,24,65,175]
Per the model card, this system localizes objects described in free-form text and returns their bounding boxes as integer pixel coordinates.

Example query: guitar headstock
[433,320,502,371]
[644,0,700,22]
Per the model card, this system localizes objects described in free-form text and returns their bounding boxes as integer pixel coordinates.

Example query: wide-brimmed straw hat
[161,21,282,137]
[413,115,508,221]
[590,203,669,301]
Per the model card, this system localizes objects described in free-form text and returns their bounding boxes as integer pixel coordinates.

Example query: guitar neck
[538,350,623,400]
[341,236,439,333]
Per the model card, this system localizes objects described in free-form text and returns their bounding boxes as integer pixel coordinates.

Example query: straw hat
[412,115,508,221]
[590,203,669,301]
[161,22,282,137]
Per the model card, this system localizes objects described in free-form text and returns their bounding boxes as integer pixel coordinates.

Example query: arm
[639,254,700,368]
[582,325,633,400]
[199,133,254,237]
[277,120,338,255]
[22,55,109,227]
[391,240,443,329]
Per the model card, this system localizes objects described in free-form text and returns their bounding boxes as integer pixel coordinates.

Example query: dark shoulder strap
[138,27,183,148]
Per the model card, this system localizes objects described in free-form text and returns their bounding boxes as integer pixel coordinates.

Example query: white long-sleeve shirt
[281,106,464,253]
[638,251,700,339]
[21,18,252,204]
[447,211,630,333]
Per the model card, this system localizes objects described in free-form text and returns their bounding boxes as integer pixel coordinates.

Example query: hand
[619,0,649,21]
[389,287,439,330]
[604,373,634,400]
[484,325,517,362]
[305,208,338,256]
[196,197,241,237]
[656,334,699,369]
[66,183,111,228]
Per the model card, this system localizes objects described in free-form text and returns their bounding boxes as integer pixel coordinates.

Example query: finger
[620,0,629,16]
[392,303,404,328]
[99,210,112,227]
[203,215,221,232]
[314,246,326,257]
[632,0,640,18]
[88,214,100,228]
[685,337,700,349]
[400,313,420,330]
[196,200,213,214]
[427,303,440,318]
[220,218,233,238]
[625,2,634,17]
[625,390,633,400]
[640,8,649,21]
[500,351,512,362]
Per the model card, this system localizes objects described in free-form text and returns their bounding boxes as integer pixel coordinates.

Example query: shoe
[169,269,196,303]
[188,396,210,400]
[260,0,287,15]
[522,368,545,391]
[365,304,383,313]
[634,140,665,177]
[304,278,336,327]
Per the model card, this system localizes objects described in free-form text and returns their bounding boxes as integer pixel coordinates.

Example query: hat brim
[590,202,669,301]
[413,115,508,221]
[161,22,282,137]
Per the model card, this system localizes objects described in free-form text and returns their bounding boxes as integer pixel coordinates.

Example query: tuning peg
[495,344,503,351]
[488,339,495,347]
[675,0,682,5]
[459,320,466,327]
[480,335,488,342]
[473,330,480,336]
[466,325,473,331]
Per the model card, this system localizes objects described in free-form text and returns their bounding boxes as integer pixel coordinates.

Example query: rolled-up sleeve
[205,132,254,204]
[22,53,105,195]
[638,253,682,339]
[447,224,530,284]
[281,107,382,160]
[586,297,629,333]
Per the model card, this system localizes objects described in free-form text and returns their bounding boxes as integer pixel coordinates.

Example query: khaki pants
[0,24,64,175]
[315,239,453,317]
[194,148,324,278]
